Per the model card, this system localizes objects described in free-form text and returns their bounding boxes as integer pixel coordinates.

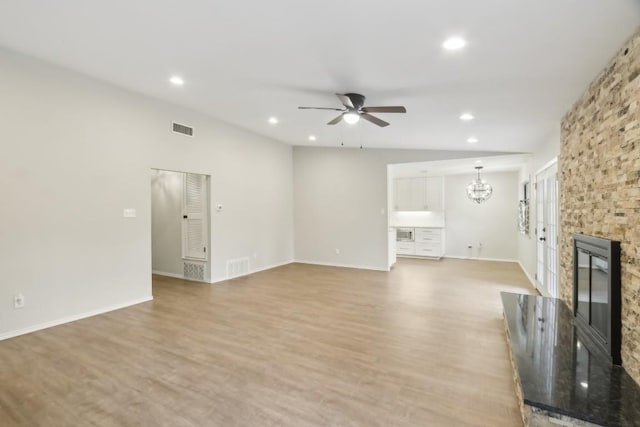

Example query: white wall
[151,170,184,277]
[0,47,294,338]
[517,127,561,286]
[444,171,519,260]
[293,147,508,270]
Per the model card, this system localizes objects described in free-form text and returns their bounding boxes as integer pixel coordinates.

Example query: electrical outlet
[14,293,25,309]
[335,248,340,255]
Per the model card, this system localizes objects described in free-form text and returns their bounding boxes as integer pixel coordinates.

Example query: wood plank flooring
[0,258,535,426]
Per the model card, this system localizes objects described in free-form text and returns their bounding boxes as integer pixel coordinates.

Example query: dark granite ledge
[501,292,640,427]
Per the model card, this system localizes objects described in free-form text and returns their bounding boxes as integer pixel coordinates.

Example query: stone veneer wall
[560,28,640,383]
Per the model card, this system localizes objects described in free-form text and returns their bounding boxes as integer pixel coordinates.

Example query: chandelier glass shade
[466,166,493,204]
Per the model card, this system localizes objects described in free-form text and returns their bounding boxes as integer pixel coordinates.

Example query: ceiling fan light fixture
[343,112,360,124]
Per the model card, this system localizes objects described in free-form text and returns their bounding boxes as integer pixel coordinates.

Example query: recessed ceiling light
[475,160,482,164]
[460,113,475,121]
[308,135,317,141]
[443,37,467,51]
[467,137,479,143]
[268,117,279,124]
[169,76,184,86]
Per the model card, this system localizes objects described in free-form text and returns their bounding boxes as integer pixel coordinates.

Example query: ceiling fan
[298,93,406,127]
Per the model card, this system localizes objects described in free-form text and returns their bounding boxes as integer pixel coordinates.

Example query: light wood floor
[0,258,534,427]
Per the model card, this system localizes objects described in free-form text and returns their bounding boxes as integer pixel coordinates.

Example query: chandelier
[466,166,493,204]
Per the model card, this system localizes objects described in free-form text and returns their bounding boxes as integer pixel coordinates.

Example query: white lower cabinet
[415,242,441,257]
[396,241,416,256]
[396,227,444,259]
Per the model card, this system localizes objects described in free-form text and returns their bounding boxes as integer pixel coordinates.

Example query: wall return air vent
[172,122,194,137]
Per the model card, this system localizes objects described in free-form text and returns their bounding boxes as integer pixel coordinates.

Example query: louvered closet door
[182,173,207,260]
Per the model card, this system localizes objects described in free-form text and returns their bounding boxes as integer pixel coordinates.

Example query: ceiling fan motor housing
[345,93,366,110]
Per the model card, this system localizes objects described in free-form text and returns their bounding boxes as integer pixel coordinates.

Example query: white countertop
[390,225,444,228]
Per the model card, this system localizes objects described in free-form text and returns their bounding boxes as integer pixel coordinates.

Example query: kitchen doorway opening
[151,168,211,283]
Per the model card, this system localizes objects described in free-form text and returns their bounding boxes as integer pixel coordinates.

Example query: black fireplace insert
[573,233,621,365]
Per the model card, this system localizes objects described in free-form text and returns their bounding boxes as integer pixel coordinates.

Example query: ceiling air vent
[172,122,194,137]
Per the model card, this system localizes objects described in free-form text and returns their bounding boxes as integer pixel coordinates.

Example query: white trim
[152,270,209,284]
[443,255,519,263]
[0,296,153,341]
[210,260,294,284]
[535,156,558,176]
[152,270,184,279]
[397,255,443,261]
[537,286,552,298]
[293,260,388,272]
[517,260,538,290]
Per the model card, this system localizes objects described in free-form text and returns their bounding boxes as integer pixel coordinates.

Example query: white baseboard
[293,259,388,272]
[443,255,519,263]
[0,295,154,341]
[210,259,295,284]
[517,260,537,289]
[152,270,184,279]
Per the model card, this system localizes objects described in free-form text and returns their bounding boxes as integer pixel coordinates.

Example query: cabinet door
[425,176,443,211]
[396,242,416,255]
[415,242,442,257]
[394,177,429,211]
[410,177,427,211]
[415,228,441,243]
[394,178,412,210]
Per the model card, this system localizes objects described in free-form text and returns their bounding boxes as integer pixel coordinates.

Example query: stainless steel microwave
[396,228,414,242]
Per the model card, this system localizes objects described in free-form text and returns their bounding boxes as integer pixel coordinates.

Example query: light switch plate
[123,208,137,218]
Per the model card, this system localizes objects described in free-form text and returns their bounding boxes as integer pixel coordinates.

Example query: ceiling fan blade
[336,94,355,109]
[361,113,390,127]
[298,107,344,111]
[361,106,407,113]
[327,114,344,125]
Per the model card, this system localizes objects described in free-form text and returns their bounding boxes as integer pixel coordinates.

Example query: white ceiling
[0,1,638,152]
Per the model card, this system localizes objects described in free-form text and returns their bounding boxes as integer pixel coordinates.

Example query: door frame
[151,168,212,283]
[534,158,559,297]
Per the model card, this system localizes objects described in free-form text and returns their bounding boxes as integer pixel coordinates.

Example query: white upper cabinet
[425,176,443,212]
[394,177,413,210]
[394,176,443,212]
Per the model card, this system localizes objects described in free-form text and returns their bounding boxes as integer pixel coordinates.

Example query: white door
[535,162,558,297]
[182,173,208,260]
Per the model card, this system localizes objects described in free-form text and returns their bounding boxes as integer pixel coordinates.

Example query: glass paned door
[536,162,559,297]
